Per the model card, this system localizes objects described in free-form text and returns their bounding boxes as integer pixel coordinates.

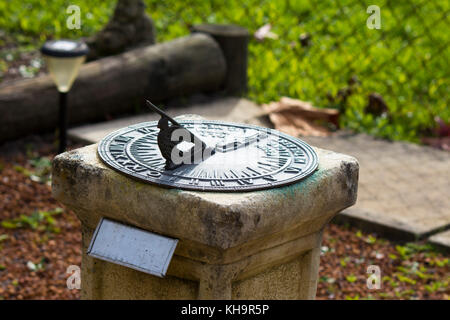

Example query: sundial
[97,100,318,192]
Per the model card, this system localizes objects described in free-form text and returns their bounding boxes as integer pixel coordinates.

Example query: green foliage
[340,257,350,267]
[395,245,412,260]
[429,257,449,268]
[28,156,52,183]
[345,274,357,283]
[0,0,112,40]
[14,156,52,184]
[396,242,436,260]
[0,0,448,141]
[0,208,63,233]
[395,289,416,299]
[388,253,397,260]
[395,273,417,285]
[345,294,360,300]
[365,234,377,244]
[425,281,447,293]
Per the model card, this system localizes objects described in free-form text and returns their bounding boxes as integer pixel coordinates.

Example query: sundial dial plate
[98,120,318,192]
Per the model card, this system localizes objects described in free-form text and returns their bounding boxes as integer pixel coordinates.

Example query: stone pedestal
[52,144,358,300]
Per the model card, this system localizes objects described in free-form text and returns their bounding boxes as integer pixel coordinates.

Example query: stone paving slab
[428,230,450,252]
[69,97,450,241]
[302,133,450,241]
[68,97,268,144]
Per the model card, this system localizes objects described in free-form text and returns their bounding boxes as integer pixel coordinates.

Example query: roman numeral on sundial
[189,178,199,185]
[262,175,277,181]
[284,167,302,174]
[118,160,147,172]
[237,178,253,185]
[110,144,124,154]
[278,150,290,157]
[210,179,225,186]
[114,136,133,144]
[109,135,134,159]
[109,144,127,161]
[293,150,305,157]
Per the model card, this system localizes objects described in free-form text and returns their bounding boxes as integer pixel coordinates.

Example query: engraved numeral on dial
[285,167,302,174]
[189,178,199,186]
[262,175,277,181]
[210,179,225,186]
[114,136,133,144]
[118,160,147,172]
[237,178,253,185]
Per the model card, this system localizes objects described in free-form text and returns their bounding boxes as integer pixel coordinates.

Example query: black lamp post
[41,40,89,154]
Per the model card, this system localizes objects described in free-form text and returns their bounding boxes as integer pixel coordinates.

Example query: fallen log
[0,33,226,143]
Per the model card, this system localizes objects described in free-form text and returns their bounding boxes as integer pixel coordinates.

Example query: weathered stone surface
[428,230,450,252]
[52,141,358,299]
[303,133,450,240]
[53,144,357,252]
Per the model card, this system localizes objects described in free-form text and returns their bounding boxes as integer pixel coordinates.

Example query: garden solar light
[41,39,89,153]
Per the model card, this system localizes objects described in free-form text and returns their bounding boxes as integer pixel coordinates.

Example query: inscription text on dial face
[98,120,318,192]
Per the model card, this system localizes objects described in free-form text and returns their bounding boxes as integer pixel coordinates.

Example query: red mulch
[318,224,449,300]
[0,135,82,299]
[0,135,448,300]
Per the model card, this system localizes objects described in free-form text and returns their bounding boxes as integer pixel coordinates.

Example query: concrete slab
[303,133,450,241]
[428,229,450,252]
[68,97,269,144]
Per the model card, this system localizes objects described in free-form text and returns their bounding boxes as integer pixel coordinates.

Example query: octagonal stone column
[52,144,358,299]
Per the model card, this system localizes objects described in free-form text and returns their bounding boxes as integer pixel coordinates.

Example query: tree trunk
[191,24,249,96]
[86,0,156,60]
[0,34,226,143]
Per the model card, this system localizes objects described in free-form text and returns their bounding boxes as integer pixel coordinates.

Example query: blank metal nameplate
[87,218,178,277]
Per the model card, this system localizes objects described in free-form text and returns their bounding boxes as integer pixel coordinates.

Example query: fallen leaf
[262,97,339,137]
[421,136,450,151]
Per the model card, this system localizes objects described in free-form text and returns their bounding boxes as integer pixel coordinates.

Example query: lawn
[0,0,449,142]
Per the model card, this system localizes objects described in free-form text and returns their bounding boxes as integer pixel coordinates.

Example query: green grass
[1,0,449,142]
[1,208,63,233]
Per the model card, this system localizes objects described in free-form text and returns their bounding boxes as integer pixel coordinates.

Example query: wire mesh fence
[1,0,449,141]
[152,0,449,141]
[239,0,450,141]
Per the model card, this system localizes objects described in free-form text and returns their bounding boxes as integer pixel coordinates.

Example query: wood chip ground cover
[0,135,448,300]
